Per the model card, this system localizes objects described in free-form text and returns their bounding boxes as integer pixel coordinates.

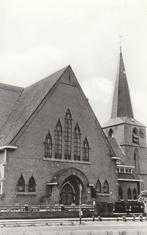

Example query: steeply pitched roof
[111,49,134,119]
[107,137,125,160]
[103,49,144,128]
[0,83,23,132]
[0,66,68,146]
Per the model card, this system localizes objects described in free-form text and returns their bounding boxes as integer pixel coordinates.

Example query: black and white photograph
[0,0,147,234]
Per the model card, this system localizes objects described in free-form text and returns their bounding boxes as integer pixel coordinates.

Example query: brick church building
[0,49,146,206]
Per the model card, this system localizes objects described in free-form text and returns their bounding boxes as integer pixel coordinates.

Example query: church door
[60,183,75,205]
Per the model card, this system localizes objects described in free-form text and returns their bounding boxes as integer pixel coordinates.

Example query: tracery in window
[132,127,139,144]
[28,176,36,192]
[54,120,62,159]
[17,174,25,192]
[64,109,72,160]
[127,188,132,199]
[73,123,81,160]
[95,179,101,193]
[83,137,89,161]
[44,132,52,158]
[103,180,109,193]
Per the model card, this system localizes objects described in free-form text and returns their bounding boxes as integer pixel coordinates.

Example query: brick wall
[1,69,117,205]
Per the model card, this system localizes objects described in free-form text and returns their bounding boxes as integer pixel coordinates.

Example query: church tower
[103,48,147,200]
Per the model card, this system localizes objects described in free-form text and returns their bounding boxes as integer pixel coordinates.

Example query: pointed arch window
[119,186,123,200]
[44,132,52,158]
[17,174,25,192]
[134,148,139,172]
[73,123,81,160]
[133,188,137,200]
[83,137,89,161]
[108,128,114,137]
[127,188,132,199]
[96,179,101,193]
[103,180,109,193]
[132,128,139,144]
[64,109,72,160]
[54,120,62,159]
[28,176,36,192]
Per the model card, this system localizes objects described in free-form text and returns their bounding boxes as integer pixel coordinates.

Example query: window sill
[16,192,37,196]
[96,193,110,197]
[43,158,91,165]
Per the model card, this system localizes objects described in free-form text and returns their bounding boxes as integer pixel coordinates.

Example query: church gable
[1,66,118,205]
[4,66,116,178]
[0,66,114,161]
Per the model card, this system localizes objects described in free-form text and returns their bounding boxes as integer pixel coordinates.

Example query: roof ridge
[25,65,69,89]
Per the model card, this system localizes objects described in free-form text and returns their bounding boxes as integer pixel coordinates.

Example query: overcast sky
[0,0,147,126]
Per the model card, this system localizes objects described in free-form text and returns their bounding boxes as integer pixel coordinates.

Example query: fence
[0,204,94,213]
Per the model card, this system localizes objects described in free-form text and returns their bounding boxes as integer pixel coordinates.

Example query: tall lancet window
[132,128,139,144]
[17,174,25,192]
[127,188,132,199]
[83,137,89,161]
[96,179,101,193]
[54,120,62,159]
[44,132,52,158]
[73,123,81,160]
[64,109,72,160]
[133,188,137,200]
[134,148,139,172]
[103,180,109,193]
[119,186,123,200]
[28,176,36,192]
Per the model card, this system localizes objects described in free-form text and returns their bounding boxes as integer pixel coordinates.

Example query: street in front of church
[0,218,147,235]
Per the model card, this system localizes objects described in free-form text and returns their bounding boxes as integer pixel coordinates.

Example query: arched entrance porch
[60,175,83,205]
[50,167,89,205]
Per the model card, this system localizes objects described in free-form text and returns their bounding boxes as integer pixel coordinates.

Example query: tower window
[17,174,25,192]
[103,180,109,193]
[28,176,36,192]
[108,129,113,137]
[54,120,62,159]
[83,137,89,161]
[132,128,139,144]
[134,148,139,172]
[73,123,81,160]
[64,109,72,160]
[44,132,52,158]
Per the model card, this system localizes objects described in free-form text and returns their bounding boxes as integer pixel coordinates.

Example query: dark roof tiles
[0,66,68,146]
[111,50,134,119]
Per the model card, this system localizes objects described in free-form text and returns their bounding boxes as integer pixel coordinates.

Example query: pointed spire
[111,49,134,119]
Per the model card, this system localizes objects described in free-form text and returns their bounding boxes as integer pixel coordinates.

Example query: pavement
[0,220,147,235]
[0,216,146,228]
